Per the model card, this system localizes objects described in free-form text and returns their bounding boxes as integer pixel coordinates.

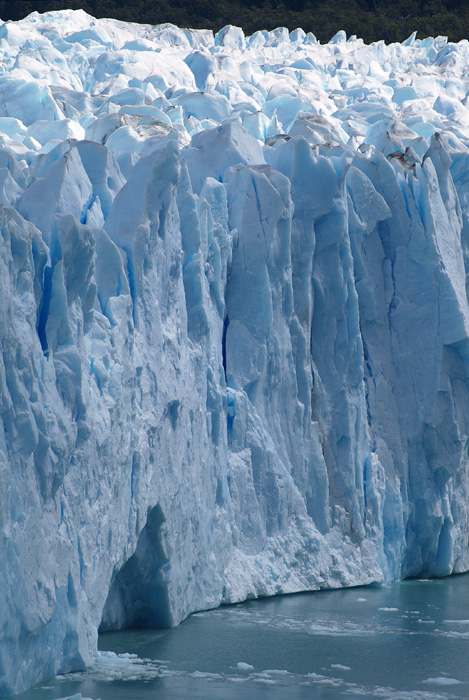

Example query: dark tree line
[1,0,468,43]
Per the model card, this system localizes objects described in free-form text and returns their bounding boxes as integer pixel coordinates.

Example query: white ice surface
[1,9,469,696]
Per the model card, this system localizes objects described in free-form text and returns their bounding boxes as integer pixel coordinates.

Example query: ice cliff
[1,10,469,695]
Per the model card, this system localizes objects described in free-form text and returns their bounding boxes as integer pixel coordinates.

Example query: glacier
[1,9,469,695]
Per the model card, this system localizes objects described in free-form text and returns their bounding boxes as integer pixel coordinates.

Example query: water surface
[19,574,469,700]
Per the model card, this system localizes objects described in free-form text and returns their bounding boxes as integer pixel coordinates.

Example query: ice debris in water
[2,8,469,696]
[237,662,255,671]
[422,677,462,685]
[56,651,165,683]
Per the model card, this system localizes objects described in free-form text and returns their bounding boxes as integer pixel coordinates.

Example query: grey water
[20,574,469,700]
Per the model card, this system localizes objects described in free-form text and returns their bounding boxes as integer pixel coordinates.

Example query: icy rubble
[1,8,469,695]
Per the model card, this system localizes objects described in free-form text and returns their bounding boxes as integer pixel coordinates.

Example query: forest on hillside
[0,0,468,43]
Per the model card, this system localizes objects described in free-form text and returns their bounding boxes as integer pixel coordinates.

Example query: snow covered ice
[1,8,469,695]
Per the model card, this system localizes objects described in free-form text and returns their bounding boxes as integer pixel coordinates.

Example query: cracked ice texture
[1,8,469,695]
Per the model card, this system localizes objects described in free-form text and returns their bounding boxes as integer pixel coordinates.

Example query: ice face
[1,10,469,695]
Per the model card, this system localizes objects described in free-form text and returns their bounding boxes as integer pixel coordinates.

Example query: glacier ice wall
[1,10,469,695]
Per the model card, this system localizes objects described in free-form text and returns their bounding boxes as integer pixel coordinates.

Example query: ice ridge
[1,9,469,695]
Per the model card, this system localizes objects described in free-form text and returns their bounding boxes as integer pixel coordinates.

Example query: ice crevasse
[1,9,469,695]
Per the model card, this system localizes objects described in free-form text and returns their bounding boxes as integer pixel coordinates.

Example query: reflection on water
[18,574,469,700]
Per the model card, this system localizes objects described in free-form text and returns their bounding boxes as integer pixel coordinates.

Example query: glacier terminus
[1,9,469,695]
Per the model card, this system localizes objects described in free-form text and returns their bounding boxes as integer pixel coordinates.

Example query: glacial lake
[19,573,469,700]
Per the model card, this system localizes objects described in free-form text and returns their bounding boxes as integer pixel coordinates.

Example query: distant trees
[0,0,468,43]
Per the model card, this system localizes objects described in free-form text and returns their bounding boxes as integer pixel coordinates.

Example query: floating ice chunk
[237,662,255,671]
[422,676,462,685]
[60,651,165,683]
[443,619,469,624]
